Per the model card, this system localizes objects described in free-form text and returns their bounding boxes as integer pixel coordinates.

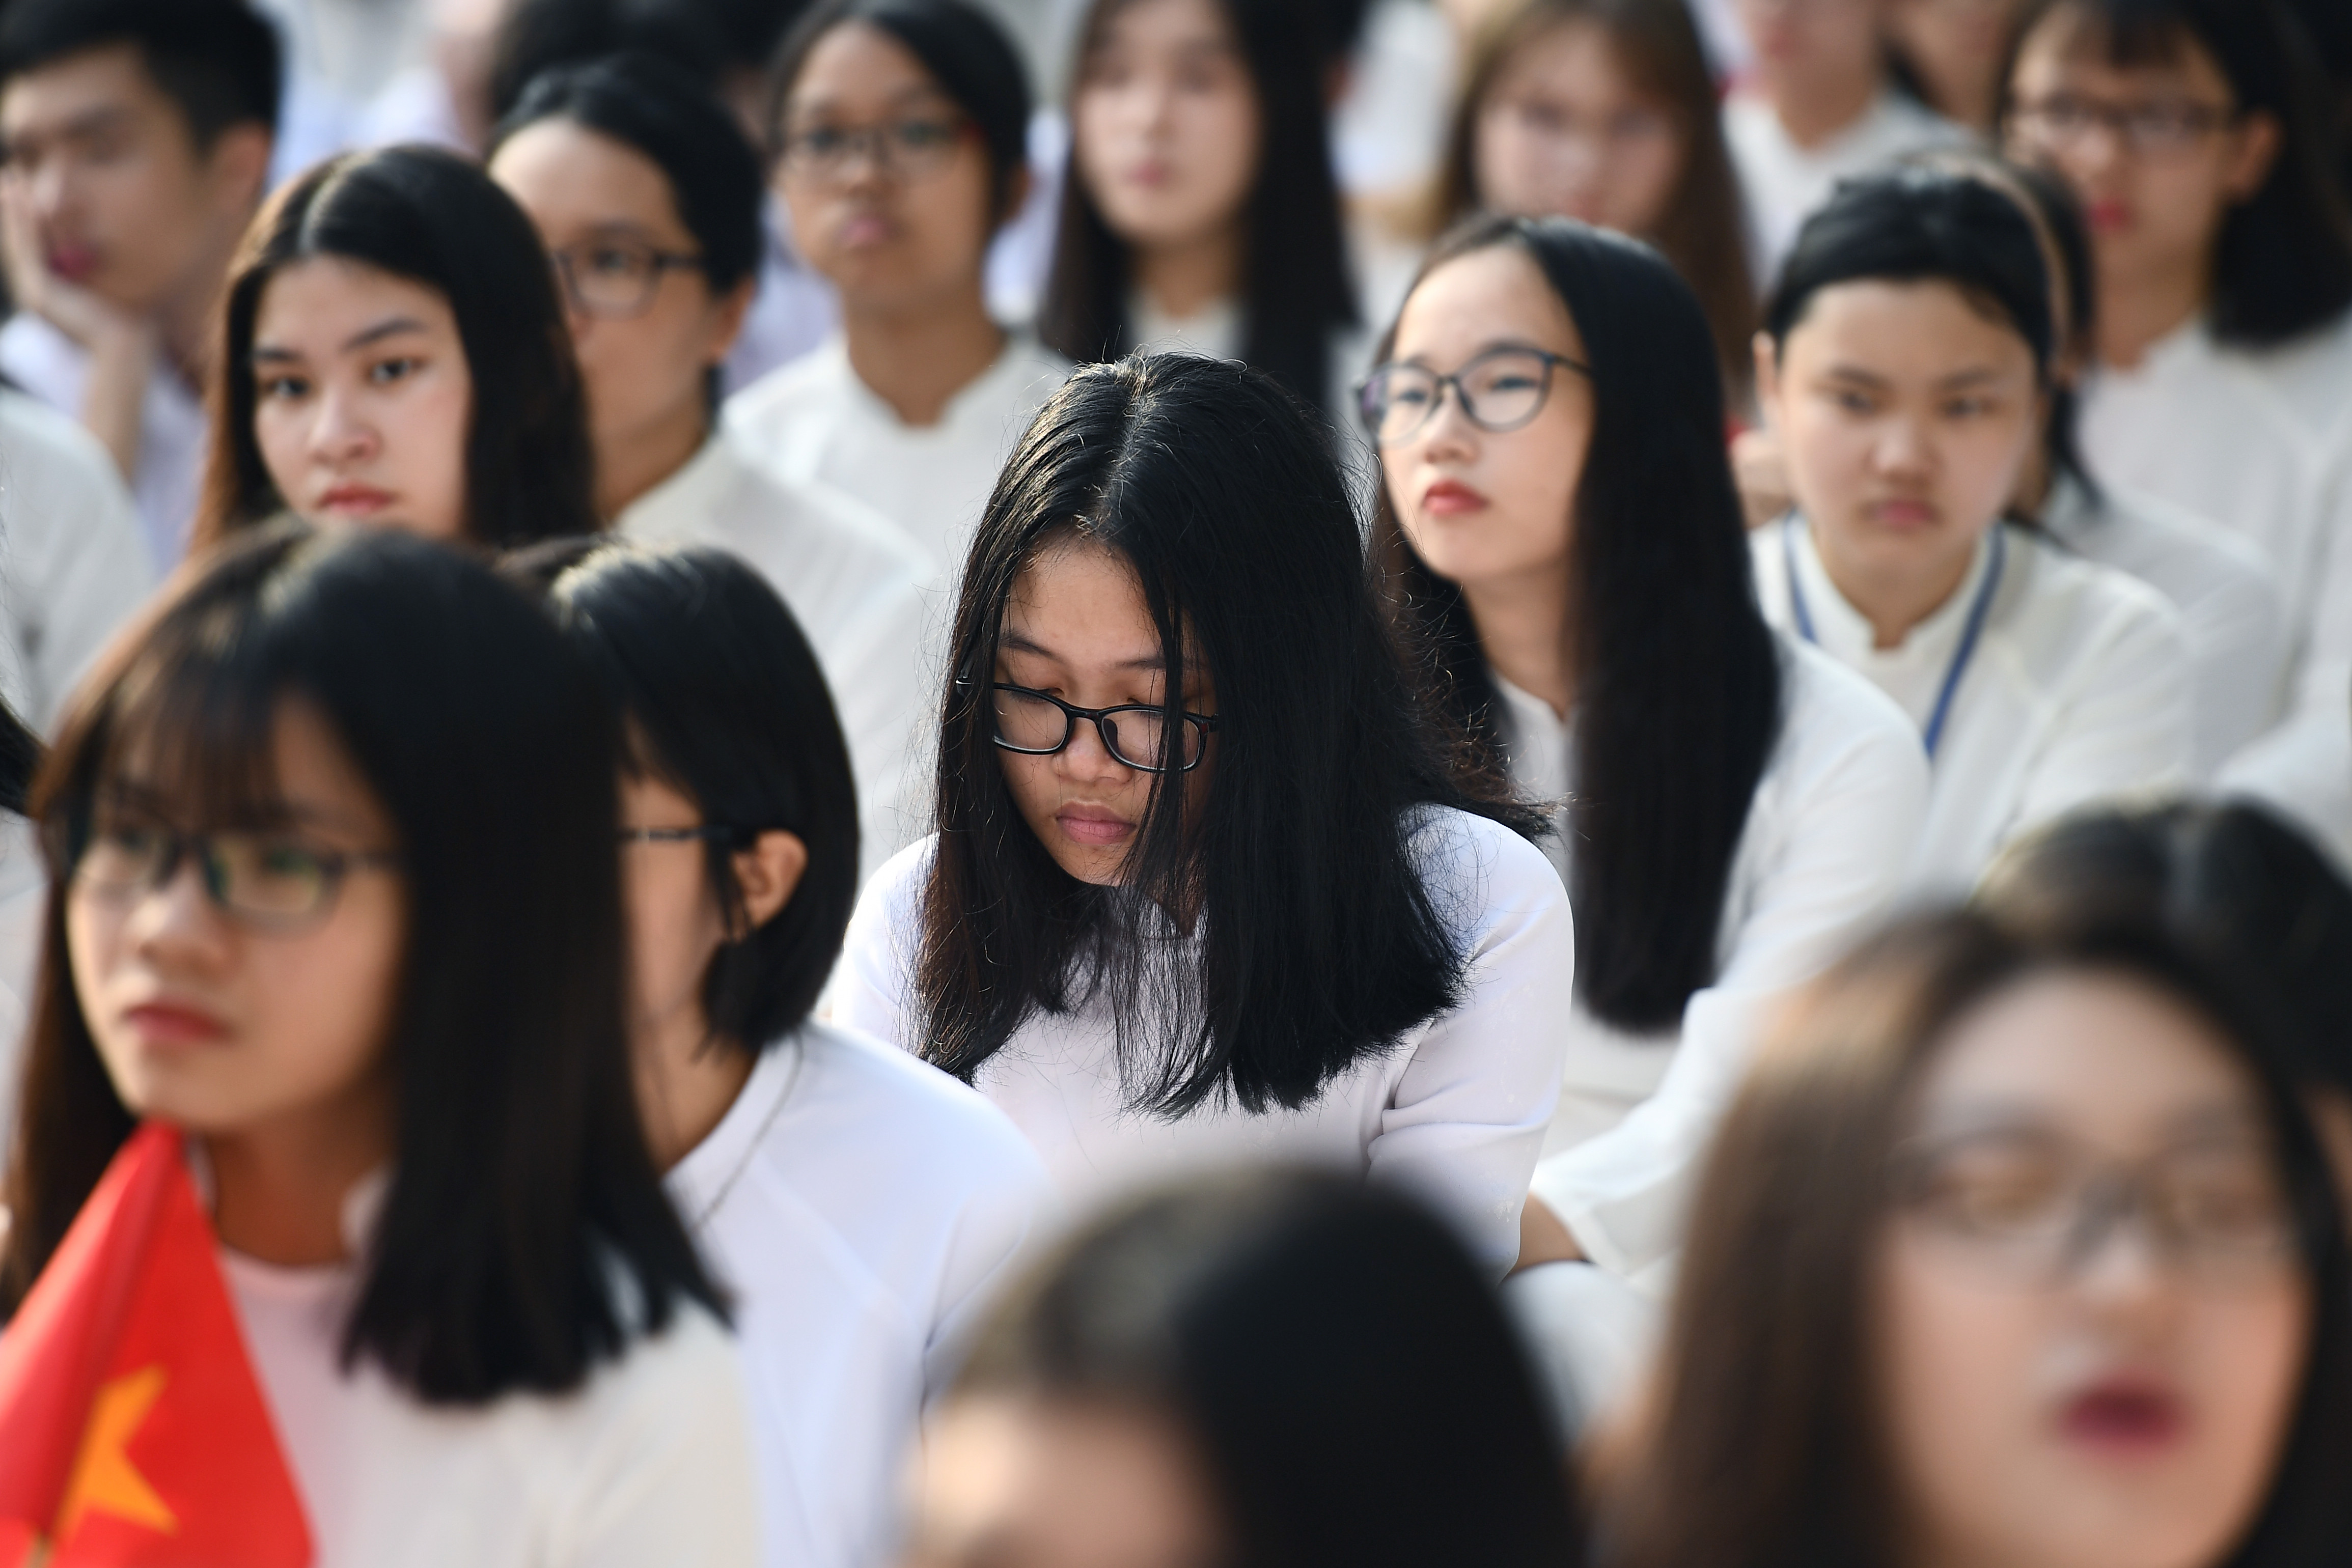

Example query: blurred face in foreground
[1876,968,2311,1568]
[1475,18,1683,237]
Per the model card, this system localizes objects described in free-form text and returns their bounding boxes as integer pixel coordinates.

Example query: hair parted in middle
[918,352,1537,1117]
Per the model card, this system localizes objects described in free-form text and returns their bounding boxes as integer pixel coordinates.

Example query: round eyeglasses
[2006,94,2238,162]
[1357,346,1589,446]
[777,117,971,185]
[989,684,1220,773]
[67,820,400,932]
[549,237,706,320]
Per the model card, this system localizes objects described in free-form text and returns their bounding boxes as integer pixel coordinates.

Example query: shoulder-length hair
[194,146,597,551]
[1,524,720,1402]
[919,353,1535,1116]
[1039,0,1357,413]
[1601,907,2352,1568]
[1370,215,1781,1033]
[1998,0,2352,347]
[1432,0,1754,401]
[958,1169,1585,1568]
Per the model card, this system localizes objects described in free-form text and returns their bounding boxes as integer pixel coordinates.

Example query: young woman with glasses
[519,540,1052,1568]
[191,146,597,551]
[1601,907,2352,1568]
[728,0,1071,576]
[490,54,933,878]
[1,525,758,1562]
[827,352,1574,1280]
[1365,214,1925,1296]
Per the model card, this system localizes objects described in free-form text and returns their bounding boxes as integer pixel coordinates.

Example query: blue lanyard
[1782,515,2006,761]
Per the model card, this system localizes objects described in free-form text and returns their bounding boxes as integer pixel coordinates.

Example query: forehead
[1095,0,1241,55]
[253,256,459,349]
[1783,277,2034,376]
[1004,537,1162,657]
[1914,969,2263,1144]
[2013,8,2231,97]
[788,22,949,113]
[490,119,687,241]
[1494,17,1651,102]
[1,41,180,139]
[1393,243,1585,361]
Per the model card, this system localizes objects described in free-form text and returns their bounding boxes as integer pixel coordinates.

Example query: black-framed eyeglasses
[549,237,706,320]
[777,117,971,184]
[66,820,400,932]
[2006,94,2238,160]
[1357,346,1590,446]
[989,683,1220,773]
[617,824,745,846]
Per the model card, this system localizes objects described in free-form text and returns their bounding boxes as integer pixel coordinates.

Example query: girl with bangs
[1,525,757,1565]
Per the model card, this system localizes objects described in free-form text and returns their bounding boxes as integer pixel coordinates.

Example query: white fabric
[615,433,935,875]
[667,1023,1056,1568]
[2039,473,2288,775]
[1723,88,1971,284]
[224,1254,759,1568]
[2222,702,2352,873]
[827,807,1576,1278]
[722,201,842,398]
[1499,1260,1658,1441]
[1331,0,1459,199]
[0,312,209,570]
[1509,641,1927,1289]
[1753,519,2192,892]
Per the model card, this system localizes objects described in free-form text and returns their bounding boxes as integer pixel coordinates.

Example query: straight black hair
[1999,0,2352,346]
[539,541,862,1052]
[0,697,40,816]
[1039,0,1357,413]
[487,0,780,124]
[919,353,1537,1115]
[765,0,1035,223]
[0,0,282,145]
[194,146,597,552]
[493,53,766,298]
[958,1169,1586,1568]
[1371,216,1783,1032]
[1,525,722,1401]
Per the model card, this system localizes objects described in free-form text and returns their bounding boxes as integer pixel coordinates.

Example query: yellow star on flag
[54,1365,177,1542]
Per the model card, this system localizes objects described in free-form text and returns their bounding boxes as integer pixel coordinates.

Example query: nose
[1870,414,1934,482]
[1415,382,1482,461]
[122,856,233,968]
[310,384,378,467]
[1055,713,1133,785]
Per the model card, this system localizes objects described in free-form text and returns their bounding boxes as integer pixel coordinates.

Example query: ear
[204,124,273,217]
[729,829,808,936]
[1750,330,1782,421]
[707,274,758,366]
[2222,108,2283,204]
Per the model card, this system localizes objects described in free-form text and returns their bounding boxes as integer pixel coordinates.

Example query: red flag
[0,1122,313,1566]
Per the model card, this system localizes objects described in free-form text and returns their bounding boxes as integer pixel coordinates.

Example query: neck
[1810,519,1985,651]
[2093,253,2207,370]
[1766,71,1879,150]
[1462,561,1576,716]
[1135,227,1243,323]
[204,1083,394,1267]
[152,235,239,388]
[841,279,1005,428]
[636,1010,756,1173]
[599,400,711,520]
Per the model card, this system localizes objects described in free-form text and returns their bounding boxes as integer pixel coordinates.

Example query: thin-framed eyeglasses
[618,824,745,846]
[1891,1124,2301,1287]
[777,117,972,185]
[988,683,1220,773]
[1357,346,1590,447]
[549,237,706,320]
[2006,94,2239,161]
[66,818,401,933]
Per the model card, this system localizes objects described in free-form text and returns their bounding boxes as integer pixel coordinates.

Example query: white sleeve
[821,843,930,1046]
[814,567,935,888]
[919,1126,1059,1401]
[2006,590,2193,845]
[1368,817,1574,1280]
[1530,673,1928,1286]
[2168,530,2290,776]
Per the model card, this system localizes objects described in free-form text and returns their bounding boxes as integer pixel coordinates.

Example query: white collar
[613,431,742,538]
[1786,515,2002,669]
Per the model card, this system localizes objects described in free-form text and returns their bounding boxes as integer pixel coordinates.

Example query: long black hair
[918,353,1535,1115]
[1372,215,1782,1033]
[539,541,863,1052]
[957,1169,1586,1568]
[1,525,722,1402]
[195,146,597,551]
[2000,0,2352,347]
[1039,0,1357,413]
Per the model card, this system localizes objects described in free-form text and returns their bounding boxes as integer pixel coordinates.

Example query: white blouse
[668,1023,1056,1568]
[2038,473,2289,775]
[1510,640,1929,1291]
[1752,519,2192,893]
[224,1249,758,1568]
[1723,89,1970,282]
[615,433,935,876]
[827,807,1576,1278]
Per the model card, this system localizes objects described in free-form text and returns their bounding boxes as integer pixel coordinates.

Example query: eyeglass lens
[2009,95,2232,158]
[992,687,1208,772]
[74,820,346,925]
[781,119,963,183]
[1362,349,1558,445]
[555,241,677,318]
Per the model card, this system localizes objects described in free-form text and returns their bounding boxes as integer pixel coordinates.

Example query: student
[1602,907,2352,1568]
[191,144,598,551]
[0,0,280,569]
[1365,214,1924,1290]
[1886,0,2031,133]
[526,541,1052,1568]
[1432,0,1757,401]
[0,525,758,1563]
[828,354,1574,1278]
[1750,169,2190,890]
[490,56,934,874]
[907,1172,1584,1568]
[1039,0,1362,421]
[1722,0,1968,280]
[729,0,1070,578]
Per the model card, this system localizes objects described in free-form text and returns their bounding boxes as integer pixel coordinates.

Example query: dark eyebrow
[1000,630,1169,674]
[1400,338,1561,371]
[1935,368,2010,390]
[343,317,431,353]
[1821,364,1895,388]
